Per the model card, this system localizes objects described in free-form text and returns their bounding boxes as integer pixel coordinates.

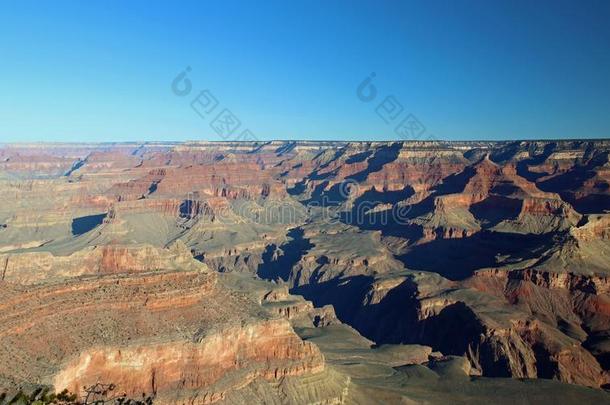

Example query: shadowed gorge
[71,213,107,236]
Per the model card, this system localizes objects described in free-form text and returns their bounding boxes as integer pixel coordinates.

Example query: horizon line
[1,137,610,146]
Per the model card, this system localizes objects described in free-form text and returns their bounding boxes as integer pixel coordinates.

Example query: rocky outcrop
[0,264,327,403]
[0,242,203,284]
[54,319,324,404]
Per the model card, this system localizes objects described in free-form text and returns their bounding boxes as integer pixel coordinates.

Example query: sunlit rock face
[53,320,324,403]
[1,140,610,403]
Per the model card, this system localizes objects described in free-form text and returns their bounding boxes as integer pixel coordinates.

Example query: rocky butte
[0,139,609,404]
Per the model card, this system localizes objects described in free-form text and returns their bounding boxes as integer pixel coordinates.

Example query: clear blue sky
[1,0,609,142]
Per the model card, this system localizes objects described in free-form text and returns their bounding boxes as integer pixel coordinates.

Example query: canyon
[0,139,609,403]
